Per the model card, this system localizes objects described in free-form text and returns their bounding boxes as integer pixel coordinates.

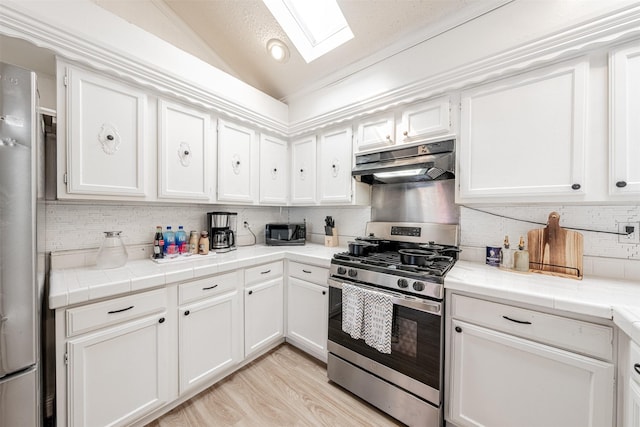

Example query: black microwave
[265,223,306,246]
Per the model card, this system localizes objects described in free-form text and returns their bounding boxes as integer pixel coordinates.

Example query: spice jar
[198,231,210,255]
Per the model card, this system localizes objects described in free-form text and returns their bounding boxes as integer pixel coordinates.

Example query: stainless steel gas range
[327,221,459,427]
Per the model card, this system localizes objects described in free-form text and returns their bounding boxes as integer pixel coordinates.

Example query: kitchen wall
[460,204,640,280]
[45,202,371,253]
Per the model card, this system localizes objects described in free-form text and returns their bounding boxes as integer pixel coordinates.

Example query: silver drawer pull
[202,284,219,291]
[108,305,134,314]
[502,315,532,325]
[634,363,640,375]
[260,269,271,274]
[302,269,312,274]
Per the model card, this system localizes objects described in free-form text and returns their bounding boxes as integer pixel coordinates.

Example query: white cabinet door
[217,119,257,203]
[158,100,211,201]
[286,277,328,360]
[459,59,588,201]
[244,278,283,357]
[398,96,450,143]
[290,135,317,204]
[448,320,614,427]
[259,134,288,204]
[178,289,241,393]
[610,42,640,196]
[318,127,353,204]
[628,380,640,427]
[66,66,146,197]
[356,114,395,152]
[67,313,169,427]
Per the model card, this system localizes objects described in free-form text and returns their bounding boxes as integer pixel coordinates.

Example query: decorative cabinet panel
[66,313,169,427]
[158,100,211,200]
[259,134,289,204]
[458,59,588,202]
[610,41,640,196]
[290,135,317,204]
[244,277,284,358]
[178,287,242,393]
[355,114,395,152]
[287,277,328,361]
[318,126,353,204]
[217,119,258,203]
[65,66,146,197]
[398,96,450,143]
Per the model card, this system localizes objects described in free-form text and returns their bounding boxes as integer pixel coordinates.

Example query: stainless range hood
[352,138,455,184]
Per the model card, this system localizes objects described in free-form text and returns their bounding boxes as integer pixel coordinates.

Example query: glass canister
[96,231,128,269]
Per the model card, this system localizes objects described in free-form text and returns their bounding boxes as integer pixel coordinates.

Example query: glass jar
[96,231,128,269]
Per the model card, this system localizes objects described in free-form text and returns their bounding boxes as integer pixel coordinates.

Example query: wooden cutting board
[527,212,583,280]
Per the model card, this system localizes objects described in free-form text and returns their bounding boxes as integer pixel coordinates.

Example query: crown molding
[0,2,289,137]
[287,3,640,137]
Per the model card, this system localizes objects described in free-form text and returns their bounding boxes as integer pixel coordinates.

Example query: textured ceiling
[93,1,511,101]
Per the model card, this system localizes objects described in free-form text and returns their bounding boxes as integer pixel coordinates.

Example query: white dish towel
[363,288,393,354]
[341,283,364,339]
[341,284,394,354]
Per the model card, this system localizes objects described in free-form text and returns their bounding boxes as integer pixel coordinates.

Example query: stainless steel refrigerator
[0,62,45,426]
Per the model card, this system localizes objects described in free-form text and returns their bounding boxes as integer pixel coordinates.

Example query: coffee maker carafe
[207,212,237,252]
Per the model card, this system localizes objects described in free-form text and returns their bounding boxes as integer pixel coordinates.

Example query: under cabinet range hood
[352,138,455,184]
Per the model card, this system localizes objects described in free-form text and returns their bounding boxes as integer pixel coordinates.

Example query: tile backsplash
[45,202,371,252]
[46,200,639,280]
[459,204,640,280]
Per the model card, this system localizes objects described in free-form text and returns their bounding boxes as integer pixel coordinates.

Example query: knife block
[325,228,339,247]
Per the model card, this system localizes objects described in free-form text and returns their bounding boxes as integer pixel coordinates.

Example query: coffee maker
[206,212,237,252]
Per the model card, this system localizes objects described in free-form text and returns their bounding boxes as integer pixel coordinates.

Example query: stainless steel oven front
[327,278,444,427]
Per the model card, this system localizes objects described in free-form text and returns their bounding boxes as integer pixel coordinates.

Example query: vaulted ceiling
[93,0,511,102]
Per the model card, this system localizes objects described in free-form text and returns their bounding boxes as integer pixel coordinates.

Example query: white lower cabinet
[244,262,284,357]
[286,261,329,361]
[178,273,242,393]
[620,336,640,427]
[66,310,169,427]
[447,293,615,427]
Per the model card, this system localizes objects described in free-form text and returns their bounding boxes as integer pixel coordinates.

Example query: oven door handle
[328,278,441,316]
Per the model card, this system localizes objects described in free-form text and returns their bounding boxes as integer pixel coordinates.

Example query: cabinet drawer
[179,271,240,305]
[245,261,283,286]
[450,294,613,360]
[66,288,167,337]
[288,262,328,286]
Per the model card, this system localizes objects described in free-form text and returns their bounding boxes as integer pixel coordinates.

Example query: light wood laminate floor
[146,344,404,427]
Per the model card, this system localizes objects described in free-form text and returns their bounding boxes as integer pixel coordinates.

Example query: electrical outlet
[618,222,640,244]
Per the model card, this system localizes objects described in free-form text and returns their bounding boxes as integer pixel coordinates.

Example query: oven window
[328,286,442,390]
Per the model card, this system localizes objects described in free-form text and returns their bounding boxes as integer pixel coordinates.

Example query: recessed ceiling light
[267,38,290,63]
[262,0,354,63]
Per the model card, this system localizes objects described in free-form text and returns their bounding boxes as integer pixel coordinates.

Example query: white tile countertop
[50,246,640,339]
[447,260,640,330]
[49,244,344,309]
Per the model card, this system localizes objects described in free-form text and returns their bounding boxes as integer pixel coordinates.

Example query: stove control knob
[397,278,408,288]
[337,267,347,275]
[413,281,425,292]
[348,269,358,278]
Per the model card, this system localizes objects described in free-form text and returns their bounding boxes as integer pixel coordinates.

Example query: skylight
[262,0,354,63]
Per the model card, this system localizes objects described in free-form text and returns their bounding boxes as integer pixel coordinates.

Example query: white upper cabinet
[64,65,147,197]
[318,126,354,204]
[259,134,289,204]
[398,96,451,143]
[217,119,258,203]
[355,114,395,152]
[458,59,588,202]
[610,41,640,197]
[158,100,211,201]
[290,135,317,205]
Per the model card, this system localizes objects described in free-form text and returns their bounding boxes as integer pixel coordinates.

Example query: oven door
[327,278,443,402]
